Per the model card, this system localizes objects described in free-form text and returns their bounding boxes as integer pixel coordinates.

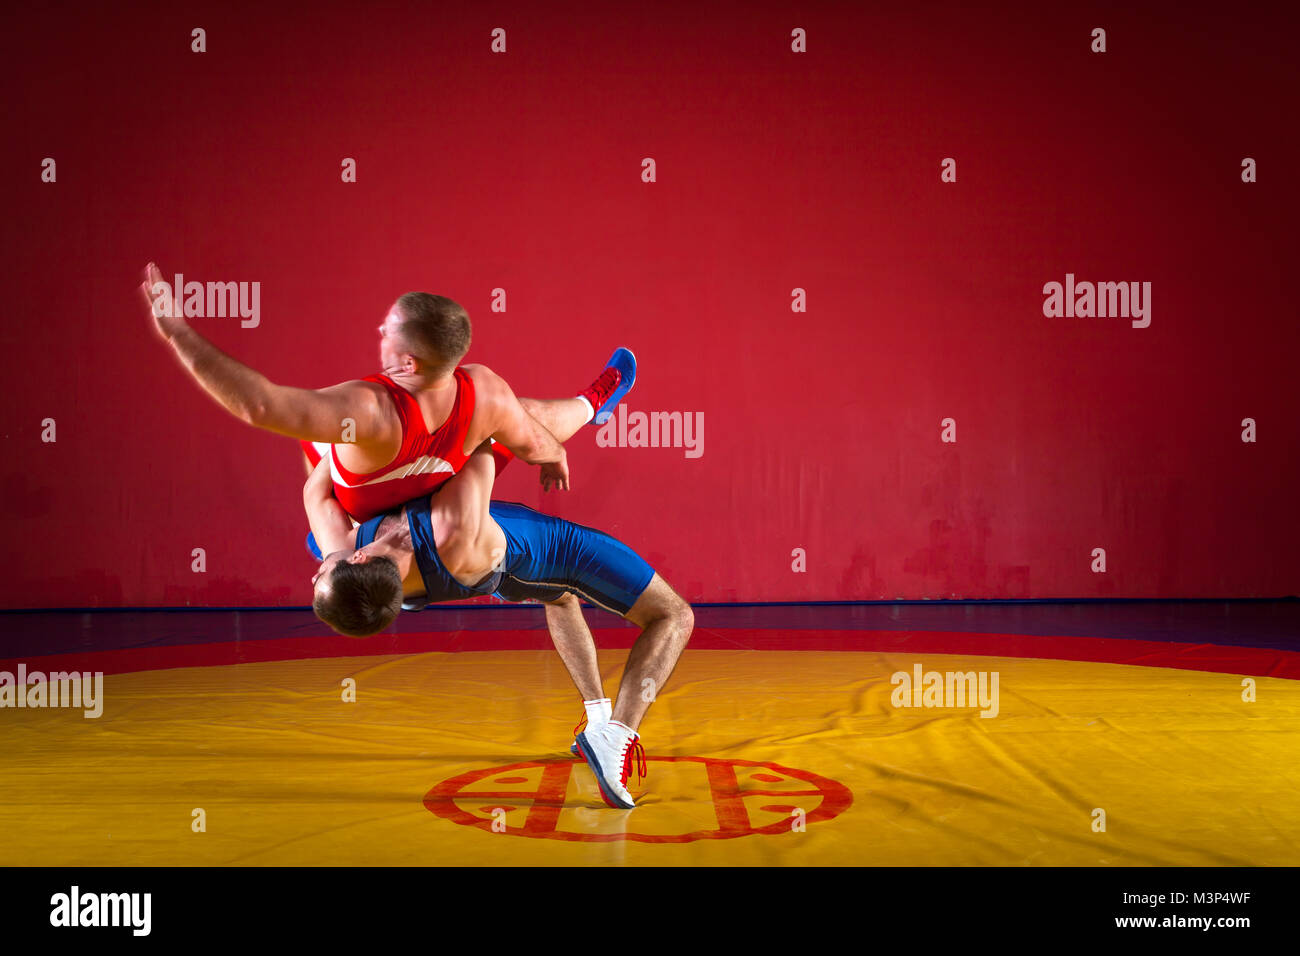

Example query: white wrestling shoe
[570,698,612,756]
[574,720,644,810]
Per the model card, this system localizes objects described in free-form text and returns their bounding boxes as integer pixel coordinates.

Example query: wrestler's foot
[580,348,637,425]
[575,720,645,809]
[570,697,613,756]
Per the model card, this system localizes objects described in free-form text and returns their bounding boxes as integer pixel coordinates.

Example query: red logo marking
[424,756,852,843]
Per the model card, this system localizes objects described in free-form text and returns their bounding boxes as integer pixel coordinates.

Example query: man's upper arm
[303,456,355,555]
[253,380,393,445]
[463,364,548,458]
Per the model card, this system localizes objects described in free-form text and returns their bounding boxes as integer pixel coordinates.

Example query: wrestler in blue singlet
[311,499,655,616]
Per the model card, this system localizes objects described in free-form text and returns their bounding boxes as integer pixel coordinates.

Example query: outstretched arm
[464,364,570,490]
[303,456,355,556]
[143,263,393,444]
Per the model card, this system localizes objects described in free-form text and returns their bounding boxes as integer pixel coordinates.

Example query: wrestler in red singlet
[300,367,515,523]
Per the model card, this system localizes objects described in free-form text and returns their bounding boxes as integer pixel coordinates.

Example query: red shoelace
[575,714,646,788]
[585,366,622,407]
[622,736,647,786]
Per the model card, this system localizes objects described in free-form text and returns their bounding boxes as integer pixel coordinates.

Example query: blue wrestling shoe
[581,348,637,426]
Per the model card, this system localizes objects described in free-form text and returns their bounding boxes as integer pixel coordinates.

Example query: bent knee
[673,599,695,636]
[644,592,694,635]
[626,574,694,633]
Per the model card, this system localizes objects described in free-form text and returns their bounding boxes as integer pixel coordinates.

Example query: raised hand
[140,262,190,341]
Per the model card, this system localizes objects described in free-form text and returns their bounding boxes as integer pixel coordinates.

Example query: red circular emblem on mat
[424,756,852,843]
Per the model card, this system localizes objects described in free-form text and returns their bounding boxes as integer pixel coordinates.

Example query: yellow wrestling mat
[3,649,1297,865]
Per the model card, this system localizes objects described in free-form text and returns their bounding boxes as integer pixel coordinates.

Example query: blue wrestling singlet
[485,501,655,615]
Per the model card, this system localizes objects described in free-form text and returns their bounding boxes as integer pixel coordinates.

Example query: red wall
[2,1,1296,607]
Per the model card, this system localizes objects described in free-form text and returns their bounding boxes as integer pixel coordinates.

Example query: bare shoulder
[318,378,394,418]
[460,363,500,385]
[317,378,389,399]
[458,364,516,450]
[460,364,508,402]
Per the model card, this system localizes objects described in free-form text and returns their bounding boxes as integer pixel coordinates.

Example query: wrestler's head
[379,293,472,377]
[311,549,403,637]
